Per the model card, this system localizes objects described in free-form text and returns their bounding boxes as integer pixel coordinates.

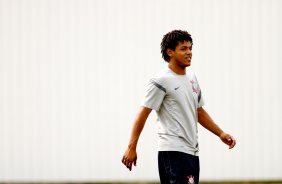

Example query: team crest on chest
[190,80,200,94]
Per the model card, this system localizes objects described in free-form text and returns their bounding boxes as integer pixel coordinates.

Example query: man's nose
[187,49,192,55]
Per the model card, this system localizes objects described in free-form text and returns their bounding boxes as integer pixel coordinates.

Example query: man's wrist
[128,143,137,150]
[219,131,226,138]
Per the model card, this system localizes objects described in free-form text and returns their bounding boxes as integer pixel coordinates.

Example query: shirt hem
[157,148,199,156]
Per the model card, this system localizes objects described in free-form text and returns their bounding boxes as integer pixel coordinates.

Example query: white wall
[0,0,281,182]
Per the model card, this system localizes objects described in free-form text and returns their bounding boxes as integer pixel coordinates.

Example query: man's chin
[185,62,191,67]
[178,60,191,67]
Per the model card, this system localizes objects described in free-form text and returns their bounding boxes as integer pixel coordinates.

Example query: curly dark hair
[161,30,193,62]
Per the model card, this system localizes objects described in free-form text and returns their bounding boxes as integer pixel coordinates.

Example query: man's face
[168,41,192,67]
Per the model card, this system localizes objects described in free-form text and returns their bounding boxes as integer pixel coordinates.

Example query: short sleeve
[141,79,166,111]
[195,76,205,108]
[197,90,205,108]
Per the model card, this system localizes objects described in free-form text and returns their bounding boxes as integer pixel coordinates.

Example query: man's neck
[168,62,186,75]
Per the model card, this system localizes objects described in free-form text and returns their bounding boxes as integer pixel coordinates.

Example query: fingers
[122,156,130,170]
[228,136,236,149]
[226,135,236,149]
[121,156,137,171]
[221,133,236,149]
[133,159,137,166]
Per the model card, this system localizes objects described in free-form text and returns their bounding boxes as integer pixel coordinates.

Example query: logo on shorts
[187,175,195,184]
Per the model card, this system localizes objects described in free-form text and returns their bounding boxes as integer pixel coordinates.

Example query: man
[121,30,236,184]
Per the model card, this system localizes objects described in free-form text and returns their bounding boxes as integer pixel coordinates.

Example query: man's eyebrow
[180,45,192,48]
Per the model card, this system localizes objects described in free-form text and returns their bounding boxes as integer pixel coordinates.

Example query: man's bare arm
[197,107,236,149]
[121,106,152,171]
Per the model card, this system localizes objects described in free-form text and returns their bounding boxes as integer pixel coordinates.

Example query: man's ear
[167,48,174,58]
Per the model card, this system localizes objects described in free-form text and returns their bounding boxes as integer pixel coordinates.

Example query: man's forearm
[127,107,152,149]
[197,107,223,137]
[122,106,152,171]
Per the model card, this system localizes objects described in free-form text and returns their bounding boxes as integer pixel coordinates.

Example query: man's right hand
[122,147,137,171]
[121,107,152,171]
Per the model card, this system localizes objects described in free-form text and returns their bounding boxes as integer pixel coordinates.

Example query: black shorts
[158,151,200,184]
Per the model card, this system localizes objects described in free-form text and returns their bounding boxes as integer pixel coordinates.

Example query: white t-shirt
[142,67,204,156]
